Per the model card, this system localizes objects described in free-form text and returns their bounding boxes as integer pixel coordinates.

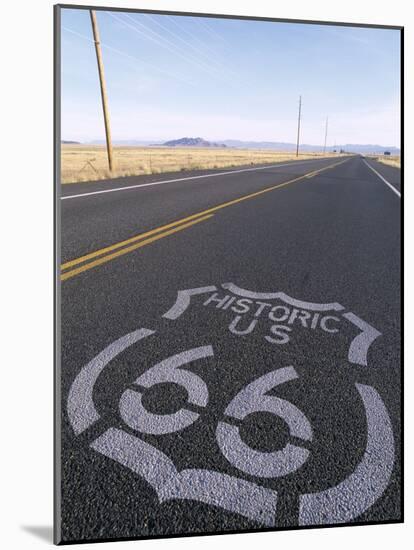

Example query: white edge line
[61,158,341,201]
[362,159,401,198]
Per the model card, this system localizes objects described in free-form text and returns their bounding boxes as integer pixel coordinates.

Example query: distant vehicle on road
[384,151,391,155]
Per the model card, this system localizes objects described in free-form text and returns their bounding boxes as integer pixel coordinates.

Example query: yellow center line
[61,211,213,270]
[61,214,214,281]
[61,157,350,282]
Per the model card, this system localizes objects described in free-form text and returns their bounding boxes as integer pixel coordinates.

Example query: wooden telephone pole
[323,116,329,154]
[296,95,302,157]
[90,10,114,171]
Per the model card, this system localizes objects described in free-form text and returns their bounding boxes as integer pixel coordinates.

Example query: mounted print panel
[54,3,402,544]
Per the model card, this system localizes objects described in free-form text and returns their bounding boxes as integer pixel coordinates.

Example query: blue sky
[61,8,401,146]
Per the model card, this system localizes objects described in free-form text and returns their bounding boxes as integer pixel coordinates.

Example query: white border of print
[1,0,410,549]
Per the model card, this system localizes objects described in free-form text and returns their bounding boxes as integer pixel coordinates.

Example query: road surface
[58,155,401,543]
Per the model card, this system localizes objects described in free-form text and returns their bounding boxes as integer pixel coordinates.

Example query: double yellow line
[61,214,214,281]
[61,158,349,282]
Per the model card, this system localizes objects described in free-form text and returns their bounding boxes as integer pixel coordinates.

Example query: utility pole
[90,9,114,171]
[296,95,302,157]
[323,116,329,154]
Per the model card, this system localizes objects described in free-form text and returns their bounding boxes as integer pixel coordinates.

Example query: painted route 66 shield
[66,282,397,532]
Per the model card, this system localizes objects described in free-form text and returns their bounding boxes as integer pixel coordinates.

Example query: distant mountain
[162,137,227,148]
[62,140,81,144]
[87,137,399,155]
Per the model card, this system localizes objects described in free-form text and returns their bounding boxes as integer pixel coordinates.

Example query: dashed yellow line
[61,157,350,282]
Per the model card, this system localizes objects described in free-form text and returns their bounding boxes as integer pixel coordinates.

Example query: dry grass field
[61,144,341,184]
[368,155,401,169]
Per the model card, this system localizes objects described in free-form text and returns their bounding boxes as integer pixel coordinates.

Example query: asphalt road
[58,155,401,543]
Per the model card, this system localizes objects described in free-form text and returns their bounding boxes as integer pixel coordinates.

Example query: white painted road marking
[299,383,394,525]
[91,427,279,526]
[363,159,401,198]
[67,280,392,527]
[217,367,313,478]
[163,286,217,320]
[61,158,340,201]
[120,346,213,435]
[343,312,382,367]
[222,282,345,311]
[164,283,382,366]
[67,328,155,435]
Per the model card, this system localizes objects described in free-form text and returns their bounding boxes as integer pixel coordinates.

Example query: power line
[196,17,232,48]
[143,14,236,81]
[62,26,196,87]
[167,15,222,58]
[164,15,243,83]
[108,13,207,74]
[112,12,230,84]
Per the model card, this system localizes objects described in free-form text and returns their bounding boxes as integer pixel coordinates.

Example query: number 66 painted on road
[217,367,312,478]
[67,327,394,527]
